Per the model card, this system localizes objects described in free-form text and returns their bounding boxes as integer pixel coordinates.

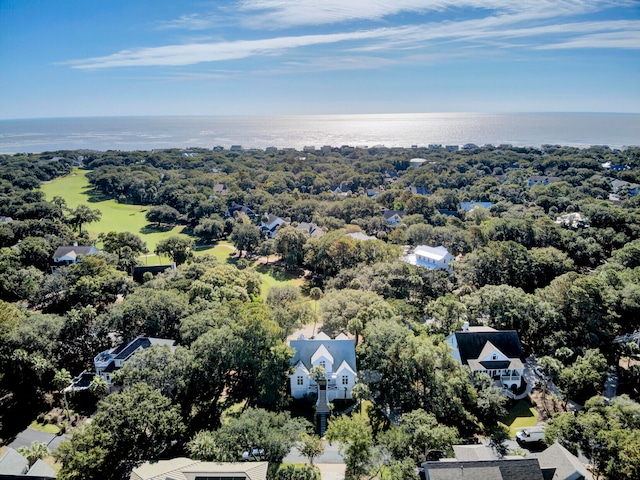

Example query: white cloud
[155,14,220,31]
[64,30,386,69]
[236,0,624,28]
[537,30,640,49]
[64,1,640,69]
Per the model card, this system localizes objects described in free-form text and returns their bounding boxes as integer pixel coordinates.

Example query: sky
[1,0,639,118]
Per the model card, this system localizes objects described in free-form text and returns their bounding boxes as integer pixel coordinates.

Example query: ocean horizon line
[2,111,640,122]
[1,113,638,154]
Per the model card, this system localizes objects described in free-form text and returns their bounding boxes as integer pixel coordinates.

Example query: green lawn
[41,170,307,296]
[499,400,539,437]
[40,169,190,252]
[28,420,60,434]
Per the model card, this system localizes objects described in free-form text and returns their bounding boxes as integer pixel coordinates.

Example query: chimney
[463,321,469,332]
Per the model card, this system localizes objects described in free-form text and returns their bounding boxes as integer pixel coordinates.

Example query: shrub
[271,464,319,480]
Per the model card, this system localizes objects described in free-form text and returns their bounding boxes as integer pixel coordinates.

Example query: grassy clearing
[499,399,539,437]
[40,169,189,252]
[28,420,60,434]
[40,170,307,295]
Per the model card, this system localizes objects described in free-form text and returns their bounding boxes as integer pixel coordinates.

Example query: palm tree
[623,341,640,369]
[53,368,72,420]
[89,375,109,398]
[17,442,50,467]
[309,287,323,337]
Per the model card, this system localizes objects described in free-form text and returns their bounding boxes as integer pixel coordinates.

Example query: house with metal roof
[403,245,454,271]
[446,324,526,394]
[289,332,357,406]
[130,458,268,480]
[94,336,175,387]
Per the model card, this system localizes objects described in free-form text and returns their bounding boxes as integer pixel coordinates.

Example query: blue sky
[1,0,639,118]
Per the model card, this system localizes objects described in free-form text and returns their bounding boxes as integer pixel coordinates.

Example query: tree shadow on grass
[254,263,302,281]
[139,224,175,234]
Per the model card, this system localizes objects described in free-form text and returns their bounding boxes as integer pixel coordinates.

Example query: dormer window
[297,376,304,385]
[320,361,326,369]
[492,353,498,360]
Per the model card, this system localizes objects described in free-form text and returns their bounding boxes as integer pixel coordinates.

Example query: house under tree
[446,323,527,396]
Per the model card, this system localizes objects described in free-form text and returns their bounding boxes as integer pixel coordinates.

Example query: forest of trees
[1,144,639,479]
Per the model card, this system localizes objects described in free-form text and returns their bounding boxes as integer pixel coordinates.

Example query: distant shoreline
[1,113,638,153]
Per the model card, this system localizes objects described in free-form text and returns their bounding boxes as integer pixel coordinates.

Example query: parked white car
[516,426,545,444]
[533,366,547,380]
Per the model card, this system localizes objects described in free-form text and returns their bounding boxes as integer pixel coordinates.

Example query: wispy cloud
[63,1,640,70]
[155,14,220,31]
[236,0,626,28]
[63,30,386,69]
[537,30,640,49]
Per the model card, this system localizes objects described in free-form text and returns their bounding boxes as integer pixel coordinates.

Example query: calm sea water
[0,113,638,153]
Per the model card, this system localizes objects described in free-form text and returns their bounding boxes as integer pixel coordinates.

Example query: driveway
[603,366,618,400]
[284,441,346,480]
[8,428,70,452]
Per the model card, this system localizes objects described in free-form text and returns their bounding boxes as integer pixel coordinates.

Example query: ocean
[0,113,638,153]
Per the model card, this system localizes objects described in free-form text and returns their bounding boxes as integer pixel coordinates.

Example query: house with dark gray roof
[446,324,526,392]
[260,214,289,238]
[382,209,405,226]
[422,458,545,480]
[94,336,175,388]
[0,447,56,479]
[225,202,257,220]
[295,222,325,238]
[422,442,591,480]
[289,332,357,411]
[532,442,592,480]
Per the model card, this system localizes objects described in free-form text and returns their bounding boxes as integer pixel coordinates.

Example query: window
[319,361,326,369]
[491,353,497,360]
[297,376,304,385]
[342,376,349,385]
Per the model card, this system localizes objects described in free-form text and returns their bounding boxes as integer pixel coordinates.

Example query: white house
[94,336,175,387]
[52,244,99,272]
[289,332,357,412]
[382,209,405,226]
[403,245,454,271]
[446,324,526,392]
[260,214,289,238]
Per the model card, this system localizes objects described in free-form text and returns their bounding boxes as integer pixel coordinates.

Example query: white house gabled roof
[294,361,309,374]
[315,332,331,340]
[311,344,334,365]
[335,333,350,340]
[478,341,508,362]
[335,359,357,376]
[289,335,356,373]
[414,245,450,261]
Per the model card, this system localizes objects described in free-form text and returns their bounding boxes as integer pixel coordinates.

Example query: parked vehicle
[516,426,545,444]
[533,366,547,380]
